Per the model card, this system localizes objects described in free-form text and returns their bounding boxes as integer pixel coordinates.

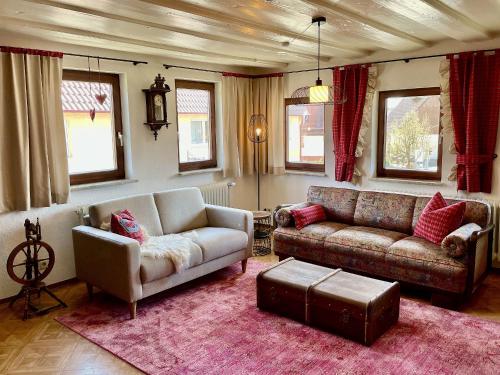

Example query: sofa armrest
[441,223,486,258]
[274,202,309,227]
[205,205,254,257]
[72,226,142,303]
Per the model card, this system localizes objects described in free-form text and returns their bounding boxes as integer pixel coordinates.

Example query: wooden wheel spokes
[6,241,55,285]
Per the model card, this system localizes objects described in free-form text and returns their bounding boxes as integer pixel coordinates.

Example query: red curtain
[448,50,500,193]
[332,64,369,181]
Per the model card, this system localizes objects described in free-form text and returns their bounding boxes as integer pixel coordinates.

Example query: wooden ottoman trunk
[257,257,400,345]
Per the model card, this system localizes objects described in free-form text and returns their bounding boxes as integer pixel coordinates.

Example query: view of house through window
[285,98,325,172]
[62,70,124,185]
[377,88,442,180]
[176,80,216,171]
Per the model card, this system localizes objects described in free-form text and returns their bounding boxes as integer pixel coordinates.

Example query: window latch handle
[117,131,123,147]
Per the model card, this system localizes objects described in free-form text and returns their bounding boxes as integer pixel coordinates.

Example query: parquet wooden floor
[1,254,499,375]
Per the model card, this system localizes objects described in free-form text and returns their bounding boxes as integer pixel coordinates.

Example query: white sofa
[72,187,253,318]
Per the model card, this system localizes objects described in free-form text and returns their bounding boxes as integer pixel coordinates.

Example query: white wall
[0,35,250,299]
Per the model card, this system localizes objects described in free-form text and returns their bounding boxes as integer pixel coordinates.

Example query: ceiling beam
[138,0,368,57]
[0,17,288,68]
[299,0,429,48]
[24,0,322,62]
[418,0,490,39]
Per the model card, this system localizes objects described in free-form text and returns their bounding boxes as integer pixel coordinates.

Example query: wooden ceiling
[0,0,499,68]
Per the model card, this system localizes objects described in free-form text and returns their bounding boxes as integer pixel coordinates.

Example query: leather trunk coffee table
[256,257,400,345]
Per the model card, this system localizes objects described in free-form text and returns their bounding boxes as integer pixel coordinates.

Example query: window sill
[70,179,139,191]
[285,170,327,177]
[368,177,445,186]
[178,168,222,176]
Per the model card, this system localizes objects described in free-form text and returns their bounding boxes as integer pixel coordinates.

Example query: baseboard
[0,277,78,305]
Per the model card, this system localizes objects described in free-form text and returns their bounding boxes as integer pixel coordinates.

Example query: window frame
[175,80,217,172]
[377,87,443,181]
[63,69,125,185]
[284,97,326,173]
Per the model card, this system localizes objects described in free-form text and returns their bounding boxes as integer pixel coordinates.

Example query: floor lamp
[247,114,268,212]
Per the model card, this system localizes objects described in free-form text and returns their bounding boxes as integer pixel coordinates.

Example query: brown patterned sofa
[273,186,494,308]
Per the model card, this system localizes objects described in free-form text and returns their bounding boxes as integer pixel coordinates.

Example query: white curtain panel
[0,50,69,212]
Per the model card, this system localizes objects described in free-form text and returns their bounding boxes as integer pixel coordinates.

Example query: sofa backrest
[412,196,491,229]
[307,186,359,224]
[154,187,208,234]
[306,186,491,233]
[88,193,163,236]
[354,191,417,234]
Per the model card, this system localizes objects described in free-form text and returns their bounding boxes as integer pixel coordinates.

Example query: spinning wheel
[7,218,66,320]
[7,241,55,285]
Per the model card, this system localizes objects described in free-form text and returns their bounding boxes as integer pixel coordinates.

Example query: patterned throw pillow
[110,209,145,244]
[290,204,326,230]
[414,192,466,245]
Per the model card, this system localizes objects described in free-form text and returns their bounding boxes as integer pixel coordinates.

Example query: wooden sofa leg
[129,302,137,319]
[431,292,462,310]
[241,259,248,273]
[86,282,93,301]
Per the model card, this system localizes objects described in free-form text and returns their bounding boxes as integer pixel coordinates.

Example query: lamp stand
[256,135,260,211]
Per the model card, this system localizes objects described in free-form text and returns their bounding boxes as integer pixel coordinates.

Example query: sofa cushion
[307,186,359,224]
[290,204,326,230]
[154,188,208,234]
[386,236,467,293]
[185,227,247,262]
[274,222,349,249]
[412,196,490,230]
[414,193,466,245]
[140,256,176,284]
[353,191,416,234]
[89,194,163,236]
[325,226,408,254]
[111,209,146,244]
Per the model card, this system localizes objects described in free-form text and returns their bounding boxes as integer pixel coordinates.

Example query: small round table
[252,211,272,256]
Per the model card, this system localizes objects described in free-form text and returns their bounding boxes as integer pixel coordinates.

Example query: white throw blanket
[140,232,202,273]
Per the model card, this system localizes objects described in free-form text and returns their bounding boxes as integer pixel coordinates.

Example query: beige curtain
[252,76,285,175]
[352,65,377,181]
[0,49,69,212]
[222,74,284,177]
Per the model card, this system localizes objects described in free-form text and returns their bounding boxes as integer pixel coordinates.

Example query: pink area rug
[56,260,500,375]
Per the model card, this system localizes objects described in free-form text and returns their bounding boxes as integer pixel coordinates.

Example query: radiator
[489,201,499,265]
[200,181,235,207]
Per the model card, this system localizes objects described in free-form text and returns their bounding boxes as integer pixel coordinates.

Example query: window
[175,80,217,171]
[62,70,124,185]
[377,88,442,180]
[285,98,325,172]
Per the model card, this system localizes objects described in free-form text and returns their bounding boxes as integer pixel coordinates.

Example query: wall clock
[143,74,170,140]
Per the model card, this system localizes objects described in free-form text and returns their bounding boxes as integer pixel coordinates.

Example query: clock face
[153,94,164,121]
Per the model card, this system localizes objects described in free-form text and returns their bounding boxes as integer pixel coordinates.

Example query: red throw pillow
[414,192,466,245]
[110,209,145,244]
[290,204,326,230]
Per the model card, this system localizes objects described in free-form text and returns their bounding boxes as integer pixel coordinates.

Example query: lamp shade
[247,114,268,143]
[309,84,329,103]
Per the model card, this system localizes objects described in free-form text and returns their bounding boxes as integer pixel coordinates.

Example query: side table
[252,210,272,256]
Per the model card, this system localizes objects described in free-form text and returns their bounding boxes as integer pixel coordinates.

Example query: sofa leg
[129,301,137,319]
[86,282,93,301]
[431,292,462,310]
[241,259,248,273]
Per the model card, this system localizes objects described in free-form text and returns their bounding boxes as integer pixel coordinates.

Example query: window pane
[383,95,440,172]
[62,80,116,175]
[177,88,211,163]
[286,103,324,164]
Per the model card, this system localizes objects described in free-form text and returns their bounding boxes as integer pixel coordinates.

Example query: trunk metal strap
[304,269,341,324]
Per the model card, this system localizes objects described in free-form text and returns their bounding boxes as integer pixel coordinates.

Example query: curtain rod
[163,48,498,76]
[64,52,147,65]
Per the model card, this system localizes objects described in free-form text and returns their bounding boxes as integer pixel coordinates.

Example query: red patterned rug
[56,260,500,375]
